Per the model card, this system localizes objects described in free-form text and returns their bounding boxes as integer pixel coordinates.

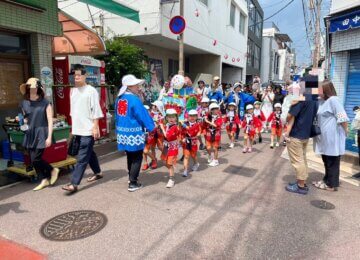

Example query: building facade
[0,0,61,136]
[325,0,360,153]
[59,0,249,86]
[260,24,293,83]
[245,0,263,84]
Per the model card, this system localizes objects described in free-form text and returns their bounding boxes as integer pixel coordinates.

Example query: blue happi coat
[227,92,256,119]
[115,92,155,152]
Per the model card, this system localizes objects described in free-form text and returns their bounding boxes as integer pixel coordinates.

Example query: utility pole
[312,0,322,68]
[178,0,184,76]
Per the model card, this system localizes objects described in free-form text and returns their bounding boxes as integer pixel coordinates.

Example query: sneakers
[229,143,234,148]
[207,156,213,164]
[289,181,309,191]
[247,147,252,153]
[182,170,188,177]
[150,160,157,169]
[142,163,149,171]
[282,141,287,146]
[285,183,308,195]
[242,147,247,153]
[128,182,143,192]
[192,163,200,171]
[166,178,175,188]
[275,142,280,147]
[208,160,219,167]
[270,143,274,149]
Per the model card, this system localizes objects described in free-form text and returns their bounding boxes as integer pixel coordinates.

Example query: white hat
[228,102,237,107]
[274,103,282,108]
[118,74,144,96]
[246,104,254,110]
[166,108,177,115]
[201,97,210,103]
[188,109,198,116]
[210,99,217,103]
[233,82,242,89]
[20,78,43,95]
[144,105,150,110]
[213,76,220,81]
[151,100,165,116]
[209,103,220,110]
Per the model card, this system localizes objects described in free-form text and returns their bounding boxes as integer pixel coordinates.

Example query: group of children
[142,98,287,188]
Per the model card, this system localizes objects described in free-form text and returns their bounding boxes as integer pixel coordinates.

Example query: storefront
[327,8,360,153]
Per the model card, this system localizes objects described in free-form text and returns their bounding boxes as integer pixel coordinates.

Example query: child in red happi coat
[181,110,202,177]
[225,102,241,148]
[267,103,283,148]
[151,101,165,152]
[197,97,210,150]
[253,101,266,143]
[204,103,223,167]
[241,104,261,153]
[142,105,158,170]
[159,109,180,188]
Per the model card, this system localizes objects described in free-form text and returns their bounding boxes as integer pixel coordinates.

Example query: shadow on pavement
[0,201,28,217]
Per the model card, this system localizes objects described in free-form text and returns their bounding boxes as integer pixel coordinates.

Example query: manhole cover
[310,200,335,210]
[40,210,107,241]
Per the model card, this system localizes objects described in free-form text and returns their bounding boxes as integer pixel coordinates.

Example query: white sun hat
[118,74,145,96]
[188,109,198,116]
[210,99,218,103]
[209,103,220,110]
[144,105,150,110]
[151,100,165,116]
[166,108,177,115]
[246,104,254,110]
[274,103,282,108]
[201,97,210,103]
[228,102,237,107]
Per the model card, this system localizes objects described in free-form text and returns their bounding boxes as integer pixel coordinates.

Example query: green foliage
[97,37,148,86]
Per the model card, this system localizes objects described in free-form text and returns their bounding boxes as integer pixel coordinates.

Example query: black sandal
[62,184,78,193]
[87,174,103,182]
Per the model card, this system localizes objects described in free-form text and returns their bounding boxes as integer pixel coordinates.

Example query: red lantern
[237,58,240,62]
[224,54,228,59]
[194,9,199,17]
[213,39,217,46]
[232,58,235,62]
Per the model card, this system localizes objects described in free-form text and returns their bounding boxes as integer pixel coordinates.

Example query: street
[1,136,360,259]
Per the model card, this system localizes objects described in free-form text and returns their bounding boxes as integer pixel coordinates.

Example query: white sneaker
[166,179,175,188]
[275,142,280,147]
[229,143,234,148]
[182,170,188,177]
[192,163,200,171]
[209,160,219,167]
[207,156,213,164]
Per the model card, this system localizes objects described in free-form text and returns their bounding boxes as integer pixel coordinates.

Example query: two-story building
[59,0,249,86]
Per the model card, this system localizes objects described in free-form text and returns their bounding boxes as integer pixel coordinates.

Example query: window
[230,3,236,27]
[255,10,262,38]
[239,12,246,34]
[198,0,208,6]
[247,40,254,67]
[248,2,255,32]
[274,53,280,75]
[254,45,260,70]
[168,59,179,77]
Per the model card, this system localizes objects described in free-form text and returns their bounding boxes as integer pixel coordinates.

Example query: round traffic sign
[169,16,186,35]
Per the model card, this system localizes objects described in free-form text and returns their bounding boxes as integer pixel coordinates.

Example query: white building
[325,0,360,153]
[59,0,249,86]
[260,24,293,83]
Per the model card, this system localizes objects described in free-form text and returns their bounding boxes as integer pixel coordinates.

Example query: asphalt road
[1,136,360,259]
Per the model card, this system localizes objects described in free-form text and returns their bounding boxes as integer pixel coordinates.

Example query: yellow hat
[19,78,41,95]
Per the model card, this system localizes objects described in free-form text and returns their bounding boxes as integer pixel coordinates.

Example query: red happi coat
[163,123,180,157]
[225,111,241,133]
[254,108,266,122]
[197,106,209,132]
[205,114,223,142]
[241,113,261,137]
[151,112,164,139]
[267,111,283,129]
[182,121,202,152]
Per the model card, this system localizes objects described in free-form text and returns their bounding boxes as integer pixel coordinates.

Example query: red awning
[52,10,106,56]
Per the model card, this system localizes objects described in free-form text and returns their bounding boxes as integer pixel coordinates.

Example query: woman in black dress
[19,78,59,191]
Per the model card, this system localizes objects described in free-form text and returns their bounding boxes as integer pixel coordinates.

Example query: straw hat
[19,78,42,95]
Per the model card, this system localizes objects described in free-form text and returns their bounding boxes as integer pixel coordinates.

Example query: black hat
[353,106,360,112]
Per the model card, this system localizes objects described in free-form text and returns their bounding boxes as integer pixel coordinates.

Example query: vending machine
[53,55,108,137]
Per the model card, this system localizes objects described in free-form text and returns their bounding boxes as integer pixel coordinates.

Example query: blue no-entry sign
[169,16,186,35]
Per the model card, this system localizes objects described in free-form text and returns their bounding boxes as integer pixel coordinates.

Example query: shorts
[206,140,220,150]
[183,149,197,158]
[162,155,177,166]
[271,127,282,137]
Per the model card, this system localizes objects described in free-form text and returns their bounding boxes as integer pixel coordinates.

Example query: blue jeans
[71,136,101,186]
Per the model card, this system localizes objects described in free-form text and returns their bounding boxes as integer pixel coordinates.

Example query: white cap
[233,82,242,89]
[188,109,198,116]
[201,97,210,103]
[213,76,220,81]
[118,74,145,96]
[246,104,254,110]
[228,102,237,107]
[210,99,217,103]
[151,100,165,116]
[166,108,177,115]
[144,105,150,110]
[209,103,220,110]
[274,103,282,108]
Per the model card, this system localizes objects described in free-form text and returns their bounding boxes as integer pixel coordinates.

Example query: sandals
[87,174,103,182]
[314,182,338,191]
[62,184,78,193]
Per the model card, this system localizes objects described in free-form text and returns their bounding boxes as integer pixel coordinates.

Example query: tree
[97,37,148,86]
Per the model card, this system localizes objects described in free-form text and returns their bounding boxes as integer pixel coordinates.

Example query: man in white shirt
[62,64,104,193]
[195,80,210,99]
[157,81,173,101]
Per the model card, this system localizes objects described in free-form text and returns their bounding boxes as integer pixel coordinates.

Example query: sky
[258,0,331,67]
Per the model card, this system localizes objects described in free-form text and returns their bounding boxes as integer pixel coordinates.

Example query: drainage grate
[40,210,107,241]
[310,200,335,210]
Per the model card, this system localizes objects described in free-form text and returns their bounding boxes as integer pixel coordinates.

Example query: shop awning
[329,10,360,33]
[78,0,140,23]
[52,10,106,56]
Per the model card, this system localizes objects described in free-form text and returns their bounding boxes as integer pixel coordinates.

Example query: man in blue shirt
[208,83,223,104]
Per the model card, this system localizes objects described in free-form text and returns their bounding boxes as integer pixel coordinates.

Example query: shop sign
[329,10,360,33]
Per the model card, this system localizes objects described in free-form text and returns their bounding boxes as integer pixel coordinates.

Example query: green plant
[97,37,148,86]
